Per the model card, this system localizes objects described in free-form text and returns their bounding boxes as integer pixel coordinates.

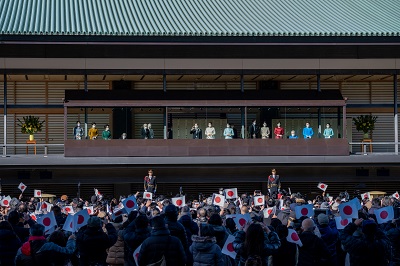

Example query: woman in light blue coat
[223,123,234,139]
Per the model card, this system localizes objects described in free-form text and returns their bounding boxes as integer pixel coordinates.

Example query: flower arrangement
[353,115,377,134]
[17,115,45,135]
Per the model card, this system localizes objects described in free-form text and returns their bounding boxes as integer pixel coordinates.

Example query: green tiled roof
[0,0,399,37]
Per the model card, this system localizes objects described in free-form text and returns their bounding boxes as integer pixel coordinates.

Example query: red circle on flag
[77,215,85,224]
[257,198,263,203]
[215,197,221,203]
[42,203,47,208]
[3,200,9,205]
[227,191,234,197]
[70,222,73,228]
[126,200,135,208]
[43,217,51,226]
[87,209,92,214]
[380,211,389,219]
[340,219,349,226]
[396,194,399,198]
[301,208,308,216]
[227,243,234,252]
[268,209,273,215]
[145,193,151,198]
[65,207,71,212]
[343,205,353,215]
[291,232,299,241]
[176,199,183,206]
[239,218,246,227]
[37,191,41,196]
[21,186,25,190]
[31,215,36,221]
[321,184,325,188]
[135,253,139,259]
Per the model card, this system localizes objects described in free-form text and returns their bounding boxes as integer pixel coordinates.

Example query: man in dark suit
[249,119,259,138]
[144,169,157,194]
[190,123,202,139]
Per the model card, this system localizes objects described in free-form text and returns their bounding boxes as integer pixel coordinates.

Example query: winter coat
[190,235,224,266]
[12,220,34,243]
[209,224,235,266]
[233,230,281,266]
[179,215,199,247]
[339,222,391,266]
[386,226,400,266]
[138,228,186,266]
[318,223,339,258]
[272,238,297,266]
[0,228,22,266]
[297,231,331,266]
[123,221,151,266]
[15,236,75,266]
[107,233,125,265]
[76,224,118,266]
[165,217,188,250]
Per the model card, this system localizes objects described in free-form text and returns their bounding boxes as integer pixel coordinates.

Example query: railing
[348,141,399,155]
[2,144,64,157]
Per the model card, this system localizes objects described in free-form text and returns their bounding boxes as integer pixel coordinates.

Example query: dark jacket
[318,223,338,258]
[386,226,400,266]
[233,230,281,266]
[165,216,188,251]
[76,224,118,266]
[179,215,199,247]
[272,237,297,266]
[297,231,331,266]
[190,235,224,266]
[12,219,35,243]
[15,236,75,266]
[138,228,186,266]
[339,222,391,266]
[0,228,22,266]
[123,222,151,266]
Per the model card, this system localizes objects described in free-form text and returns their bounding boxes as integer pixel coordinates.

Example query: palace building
[0,0,399,199]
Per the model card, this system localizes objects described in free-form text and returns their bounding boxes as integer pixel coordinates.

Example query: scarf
[21,236,46,256]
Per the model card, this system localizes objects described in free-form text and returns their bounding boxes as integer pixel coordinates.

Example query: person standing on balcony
[302,122,314,139]
[323,123,334,138]
[249,119,259,138]
[223,123,234,139]
[141,124,150,139]
[73,121,84,140]
[274,122,284,139]
[88,123,98,140]
[260,121,270,139]
[102,124,111,140]
[144,169,157,194]
[190,123,202,139]
[205,122,216,139]
[148,123,154,139]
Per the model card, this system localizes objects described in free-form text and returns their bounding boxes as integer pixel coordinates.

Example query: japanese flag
[222,234,237,259]
[225,188,238,199]
[63,206,74,214]
[62,214,76,233]
[40,201,49,210]
[133,244,142,265]
[361,192,371,200]
[254,195,265,206]
[338,200,359,219]
[106,204,112,214]
[317,183,328,191]
[279,199,285,210]
[335,216,352,229]
[234,214,251,229]
[18,182,27,192]
[295,204,314,219]
[30,214,37,221]
[84,206,94,215]
[143,192,153,200]
[112,207,127,220]
[374,206,394,224]
[34,189,42,197]
[287,228,303,247]
[172,196,186,208]
[263,206,276,218]
[46,203,54,213]
[94,188,100,196]
[37,212,57,231]
[393,192,400,200]
[0,196,11,207]
[213,194,225,207]
[123,196,138,213]
[74,209,90,230]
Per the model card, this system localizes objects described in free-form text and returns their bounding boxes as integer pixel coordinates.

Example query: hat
[61,195,68,201]
[317,213,329,225]
[164,204,178,214]
[97,211,107,218]
[362,219,377,235]
[87,216,102,228]
[151,216,166,230]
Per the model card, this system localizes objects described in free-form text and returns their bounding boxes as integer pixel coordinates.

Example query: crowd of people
[1,185,400,266]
